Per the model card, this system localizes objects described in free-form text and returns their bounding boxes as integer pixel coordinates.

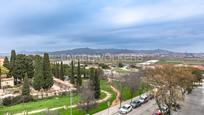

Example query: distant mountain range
[49,48,175,55]
[0,48,203,57]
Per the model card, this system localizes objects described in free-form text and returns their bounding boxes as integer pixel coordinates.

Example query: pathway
[14,90,112,115]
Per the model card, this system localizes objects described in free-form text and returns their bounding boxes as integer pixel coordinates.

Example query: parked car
[139,94,148,104]
[119,104,133,114]
[152,107,170,115]
[130,100,141,108]
[148,93,154,100]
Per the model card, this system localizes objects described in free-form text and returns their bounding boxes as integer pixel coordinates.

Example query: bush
[2,95,33,106]
[3,97,14,106]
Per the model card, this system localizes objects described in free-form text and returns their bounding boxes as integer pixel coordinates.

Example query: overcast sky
[0,0,204,53]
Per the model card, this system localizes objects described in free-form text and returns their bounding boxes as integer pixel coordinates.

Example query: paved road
[95,80,204,115]
[94,94,157,115]
[173,80,204,115]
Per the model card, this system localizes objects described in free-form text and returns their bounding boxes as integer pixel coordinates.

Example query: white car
[119,104,133,114]
[139,94,148,104]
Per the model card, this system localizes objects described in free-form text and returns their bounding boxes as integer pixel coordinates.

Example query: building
[0,75,14,88]
[0,57,4,66]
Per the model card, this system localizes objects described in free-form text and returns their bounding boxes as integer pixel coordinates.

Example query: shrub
[2,95,33,106]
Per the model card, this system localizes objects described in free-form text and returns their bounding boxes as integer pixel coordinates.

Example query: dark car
[130,100,141,108]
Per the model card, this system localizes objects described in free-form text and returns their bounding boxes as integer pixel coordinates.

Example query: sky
[0,0,204,53]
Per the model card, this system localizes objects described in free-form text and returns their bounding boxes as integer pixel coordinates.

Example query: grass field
[33,80,116,115]
[0,91,106,114]
[0,80,114,115]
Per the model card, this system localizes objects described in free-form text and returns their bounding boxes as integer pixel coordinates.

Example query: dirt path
[108,78,121,107]
[14,90,111,115]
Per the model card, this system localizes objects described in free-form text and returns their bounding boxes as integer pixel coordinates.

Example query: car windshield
[122,106,129,109]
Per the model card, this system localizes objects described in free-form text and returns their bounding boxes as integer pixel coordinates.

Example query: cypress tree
[70,60,75,84]
[60,61,64,80]
[22,74,30,96]
[55,63,60,78]
[3,57,10,69]
[83,65,86,78]
[42,53,53,90]
[94,69,101,99]
[77,60,82,86]
[32,55,43,91]
[0,67,1,89]
[9,50,16,80]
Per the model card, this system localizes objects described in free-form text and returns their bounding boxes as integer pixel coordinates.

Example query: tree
[26,55,34,78]
[78,84,97,114]
[55,63,60,78]
[9,50,16,78]
[60,61,65,80]
[94,69,101,99]
[12,54,27,84]
[12,54,34,84]
[22,74,30,96]
[32,55,43,91]
[144,65,194,115]
[0,67,1,89]
[192,69,203,83]
[3,57,10,69]
[42,53,53,90]
[124,72,142,102]
[70,61,75,84]
[118,62,123,68]
[76,60,82,86]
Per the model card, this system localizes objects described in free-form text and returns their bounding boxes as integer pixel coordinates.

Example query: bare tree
[124,72,142,102]
[144,65,194,115]
[78,84,97,114]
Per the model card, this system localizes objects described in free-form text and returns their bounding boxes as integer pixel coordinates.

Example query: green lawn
[0,80,113,115]
[33,80,116,115]
[0,94,79,114]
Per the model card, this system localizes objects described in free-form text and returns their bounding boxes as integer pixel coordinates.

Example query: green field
[33,80,116,115]
[0,80,115,115]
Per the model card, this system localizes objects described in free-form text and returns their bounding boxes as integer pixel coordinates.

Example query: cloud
[0,0,204,52]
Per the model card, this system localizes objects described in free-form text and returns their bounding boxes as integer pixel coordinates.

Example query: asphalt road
[173,80,204,115]
[95,80,204,115]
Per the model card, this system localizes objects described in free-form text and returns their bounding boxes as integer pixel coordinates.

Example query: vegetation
[76,60,82,86]
[42,53,53,89]
[3,56,9,69]
[78,84,97,114]
[12,54,34,84]
[144,65,196,115]
[90,68,101,99]
[70,60,75,84]
[60,61,65,80]
[32,55,43,91]
[22,74,30,96]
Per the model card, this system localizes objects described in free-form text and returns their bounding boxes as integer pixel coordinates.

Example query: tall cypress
[77,60,82,86]
[55,63,60,78]
[22,74,30,96]
[0,67,1,89]
[3,57,10,69]
[70,60,75,84]
[42,53,53,90]
[32,55,43,91]
[9,50,16,79]
[94,69,101,99]
[60,61,64,80]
